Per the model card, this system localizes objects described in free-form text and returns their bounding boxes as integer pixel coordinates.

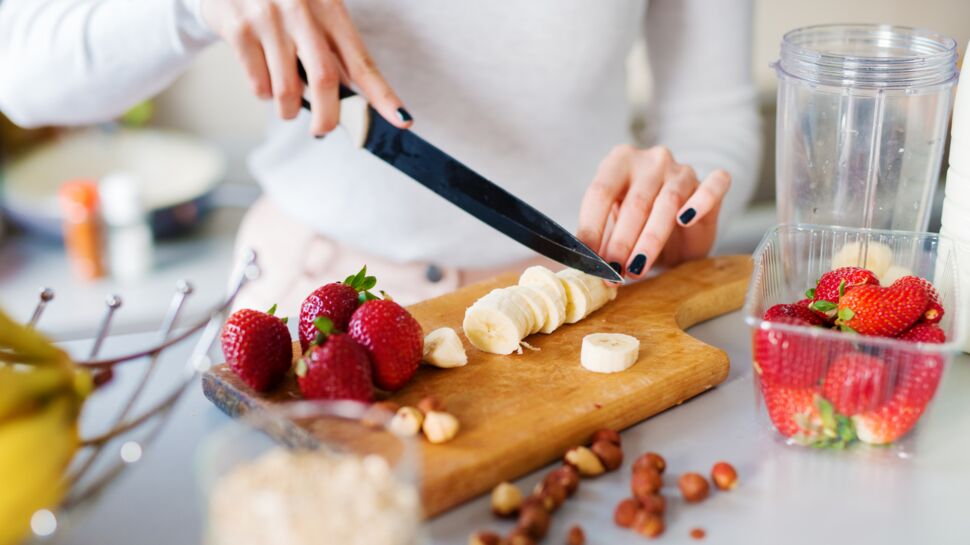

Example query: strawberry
[221,305,292,392]
[753,317,827,388]
[892,276,944,324]
[821,353,888,415]
[296,317,373,402]
[759,382,822,440]
[298,266,379,351]
[348,299,423,391]
[807,267,879,317]
[835,282,928,337]
[763,303,826,326]
[898,323,946,344]
[852,350,944,444]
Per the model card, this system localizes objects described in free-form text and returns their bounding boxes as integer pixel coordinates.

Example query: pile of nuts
[363,396,461,444]
[470,428,623,545]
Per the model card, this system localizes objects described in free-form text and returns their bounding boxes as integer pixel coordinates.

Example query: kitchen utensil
[744,224,965,452]
[774,24,958,231]
[202,255,751,517]
[297,72,621,282]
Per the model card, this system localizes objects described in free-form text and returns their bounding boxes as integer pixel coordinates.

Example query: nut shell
[388,406,423,436]
[491,481,523,518]
[545,465,580,497]
[590,440,623,471]
[422,410,460,444]
[567,525,586,545]
[678,472,710,503]
[613,498,639,528]
[711,461,738,490]
[532,479,567,512]
[631,468,663,500]
[516,503,550,540]
[590,428,621,446]
[507,529,536,545]
[468,531,502,545]
[632,511,665,538]
[640,493,666,515]
[632,452,666,474]
[564,446,605,477]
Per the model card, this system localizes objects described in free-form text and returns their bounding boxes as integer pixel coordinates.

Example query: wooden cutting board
[202,255,752,517]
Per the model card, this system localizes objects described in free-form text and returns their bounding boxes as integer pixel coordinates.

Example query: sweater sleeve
[644,0,763,224]
[0,0,217,128]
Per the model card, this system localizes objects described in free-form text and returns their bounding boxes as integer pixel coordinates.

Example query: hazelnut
[388,406,423,436]
[690,527,707,540]
[632,511,665,538]
[545,465,580,497]
[532,479,567,512]
[469,531,502,545]
[590,428,621,447]
[640,493,666,515]
[711,461,738,491]
[516,503,550,540]
[491,481,523,518]
[590,440,623,471]
[613,498,639,528]
[631,468,662,500]
[678,472,710,503]
[632,452,666,474]
[416,395,445,414]
[564,446,605,477]
[507,529,536,545]
[422,410,460,443]
[567,525,585,545]
[361,401,400,429]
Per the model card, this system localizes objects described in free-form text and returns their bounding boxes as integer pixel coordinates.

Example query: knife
[296,70,622,283]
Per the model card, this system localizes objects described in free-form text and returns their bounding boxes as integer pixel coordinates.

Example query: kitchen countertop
[58,309,970,545]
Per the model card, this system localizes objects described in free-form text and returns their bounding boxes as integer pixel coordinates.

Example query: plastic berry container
[742,224,966,451]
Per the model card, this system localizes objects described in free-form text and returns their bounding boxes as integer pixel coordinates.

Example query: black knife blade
[297,76,622,282]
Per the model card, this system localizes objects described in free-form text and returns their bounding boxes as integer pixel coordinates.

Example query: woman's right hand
[200,0,411,136]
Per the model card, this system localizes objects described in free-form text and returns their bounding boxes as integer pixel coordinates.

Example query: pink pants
[231,197,556,316]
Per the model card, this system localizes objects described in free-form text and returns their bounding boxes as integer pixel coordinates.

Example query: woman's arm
[0,0,216,128]
[645,0,762,226]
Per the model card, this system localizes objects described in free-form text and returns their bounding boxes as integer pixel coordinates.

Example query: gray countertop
[58,309,970,545]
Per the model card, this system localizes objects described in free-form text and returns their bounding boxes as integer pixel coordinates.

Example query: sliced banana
[520,283,566,334]
[475,289,531,339]
[502,287,539,336]
[463,289,531,354]
[580,333,640,373]
[560,269,615,314]
[557,270,592,323]
[514,285,549,335]
[520,266,567,303]
[423,327,468,368]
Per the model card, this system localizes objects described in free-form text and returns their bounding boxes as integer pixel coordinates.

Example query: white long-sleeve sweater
[0,0,761,268]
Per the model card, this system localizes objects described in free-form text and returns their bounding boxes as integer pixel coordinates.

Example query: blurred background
[1,0,969,339]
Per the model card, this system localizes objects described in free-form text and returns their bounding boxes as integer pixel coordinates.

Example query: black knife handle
[296,60,356,109]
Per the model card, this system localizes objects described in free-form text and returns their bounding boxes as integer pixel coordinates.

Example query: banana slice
[463,289,530,354]
[520,265,567,304]
[560,269,615,314]
[502,287,538,336]
[557,270,592,323]
[513,286,548,335]
[423,327,468,368]
[521,283,566,333]
[580,333,640,373]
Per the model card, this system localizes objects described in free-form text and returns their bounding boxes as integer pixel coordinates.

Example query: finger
[677,169,732,227]
[227,20,271,99]
[626,167,696,278]
[318,2,412,128]
[597,202,620,257]
[577,145,635,255]
[602,158,665,275]
[678,169,732,262]
[256,4,302,119]
[287,4,341,134]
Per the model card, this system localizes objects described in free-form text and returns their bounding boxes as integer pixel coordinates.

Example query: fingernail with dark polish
[396,107,413,123]
[628,254,647,275]
[609,261,623,275]
[679,207,697,225]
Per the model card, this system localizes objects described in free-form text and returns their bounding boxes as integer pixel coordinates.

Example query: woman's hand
[578,145,732,280]
[200,0,411,136]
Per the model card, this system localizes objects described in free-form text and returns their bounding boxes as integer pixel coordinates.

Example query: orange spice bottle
[59,179,105,280]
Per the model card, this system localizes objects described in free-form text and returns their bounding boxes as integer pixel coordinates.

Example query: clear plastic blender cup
[774,24,958,231]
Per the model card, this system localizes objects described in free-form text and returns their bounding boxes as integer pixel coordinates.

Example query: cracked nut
[678,472,710,503]
[613,498,639,528]
[532,478,566,512]
[545,465,580,497]
[632,452,666,474]
[633,510,665,538]
[567,525,585,545]
[491,481,523,518]
[564,446,605,477]
[422,410,460,443]
[516,503,550,540]
[631,468,662,500]
[711,461,738,491]
[590,440,623,471]
[361,400,401,429]
[640,493,666,515]
[468,531,502,545]
[388,406,423,436]
[417,395,445,414]
[590,428,621,447]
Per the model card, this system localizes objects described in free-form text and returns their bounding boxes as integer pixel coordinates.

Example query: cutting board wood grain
[203,255,752,517]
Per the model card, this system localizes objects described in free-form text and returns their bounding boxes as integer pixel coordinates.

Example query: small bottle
[59,179,105,280]
[99,172,154,281]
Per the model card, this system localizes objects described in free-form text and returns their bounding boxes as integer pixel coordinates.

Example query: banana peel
[0,307,88,545]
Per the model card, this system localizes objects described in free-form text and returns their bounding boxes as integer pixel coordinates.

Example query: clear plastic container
[197,401,422,545]
[743,225,966,453]
[774,24,958,231]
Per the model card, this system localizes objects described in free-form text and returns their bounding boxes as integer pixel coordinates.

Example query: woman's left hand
[577,145,732,280]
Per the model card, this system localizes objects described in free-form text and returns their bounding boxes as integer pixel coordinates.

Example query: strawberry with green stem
[221,304,292,392]
[835,282,928,337]
[296,316,374,402]
[892,276,944,324]
[298,265,379,351]
[806,267,880,319]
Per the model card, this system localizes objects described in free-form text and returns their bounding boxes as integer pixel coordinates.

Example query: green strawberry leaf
[810,300,837,312]
[344,274,356,285]
[837,307,855,322]
[359,291,380,303]
[838,279,847,298]
[266,303,278,316]
[839,325,858,334]
[805,288,816,299]
[817,397,837,432]
[313,316,334,336]
[280,316,289,325]
[360,276,378,291]
[295,357,308,377]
